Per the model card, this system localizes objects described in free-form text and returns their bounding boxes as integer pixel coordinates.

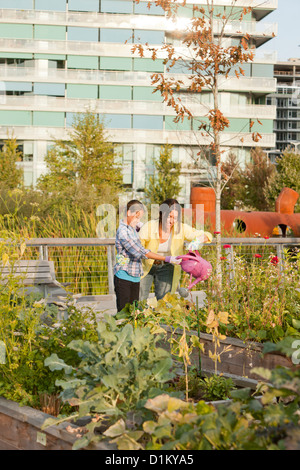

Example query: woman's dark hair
[159,198,181,233]
[126,199,145,214]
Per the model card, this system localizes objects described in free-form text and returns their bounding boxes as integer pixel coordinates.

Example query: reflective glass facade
[0,1,277,197]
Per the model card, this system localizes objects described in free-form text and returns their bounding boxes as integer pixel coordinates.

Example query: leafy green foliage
[203,247,300,343]
[117,259,300,345]
[0,135,23,189]
[0,235,99,409]
[43,315,176,448]
[264,149,300,213]
[242,148,276,211]
[102,339,300,450]
[221,152,245,210]
[37,112,123,207]
[174,369,236,402]
[0,291,98,409]
[221,148,276,212]
[144,144,182,205]
[198,375,236,401]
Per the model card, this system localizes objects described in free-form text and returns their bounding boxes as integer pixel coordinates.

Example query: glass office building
[0,0,277,202]
[267,58,300,160]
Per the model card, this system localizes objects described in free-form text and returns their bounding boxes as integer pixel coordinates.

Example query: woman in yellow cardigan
[139,198,213,301]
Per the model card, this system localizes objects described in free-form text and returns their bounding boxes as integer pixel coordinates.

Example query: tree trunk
[210,5,222,293]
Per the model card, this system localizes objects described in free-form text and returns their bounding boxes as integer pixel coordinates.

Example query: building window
[68,0,99,12]
[0,0,33,8]
[67,27,99,42]
[101,0,133,14]
[100,29,132,44]
[134,1,164,15]
[104,114,132,129]
[132,115,163,130]
[35,0,66,10]
[34,82,65,97]
[134,30,165,45]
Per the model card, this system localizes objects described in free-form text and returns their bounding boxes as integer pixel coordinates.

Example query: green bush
[0,235,99,410]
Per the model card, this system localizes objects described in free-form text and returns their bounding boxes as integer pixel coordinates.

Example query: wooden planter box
[0,397,114,450]
[163,326,293,382]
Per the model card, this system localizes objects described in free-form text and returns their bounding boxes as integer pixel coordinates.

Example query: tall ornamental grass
[0,204,110,295]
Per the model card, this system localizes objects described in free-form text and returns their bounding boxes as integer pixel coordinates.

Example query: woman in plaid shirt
[114,200,181,312]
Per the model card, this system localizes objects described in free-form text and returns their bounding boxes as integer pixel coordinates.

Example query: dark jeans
[114,275,140,312]
[139,263,174,301]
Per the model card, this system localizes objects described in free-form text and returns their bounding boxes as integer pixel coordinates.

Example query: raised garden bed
[163,326,293,381]
[0,372,258,451]
[0,397,114,451]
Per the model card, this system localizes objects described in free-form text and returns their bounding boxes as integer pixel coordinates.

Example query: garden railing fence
[1,237,299,297]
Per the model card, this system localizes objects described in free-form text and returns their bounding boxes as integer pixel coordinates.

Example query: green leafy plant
[117,294,205,398]
[198,375,236,402]
[0,235,99,410]
[174,369,235,402]
[103,341,300,450]
[43,314,175,449]
[144,144,182,205]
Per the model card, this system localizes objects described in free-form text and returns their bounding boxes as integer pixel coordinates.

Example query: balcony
[0,95,277,120]
[0,125,276,148]
[0,67,277,95]
[0,8,277,49]
[190,0,278,19]
[0,38,134,58]
[0,9,165,30]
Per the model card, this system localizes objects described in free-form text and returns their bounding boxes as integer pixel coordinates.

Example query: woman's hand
[165,256,182,265]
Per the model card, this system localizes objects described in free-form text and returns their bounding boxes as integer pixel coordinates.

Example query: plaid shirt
[114,221,150,278]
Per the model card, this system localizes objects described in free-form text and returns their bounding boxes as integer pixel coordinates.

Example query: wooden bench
[0,260,71,301]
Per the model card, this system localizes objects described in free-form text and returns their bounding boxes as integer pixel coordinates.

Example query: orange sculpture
[188,186,300,237]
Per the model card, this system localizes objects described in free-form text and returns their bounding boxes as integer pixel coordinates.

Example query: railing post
[107,245,115,295]
[229,245,235,282]
[38,245,48,261]
[224,246,235,283]
[276,243,284,274]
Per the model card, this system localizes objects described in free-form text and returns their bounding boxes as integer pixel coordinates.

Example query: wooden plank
[3,279,57,286]
[0,438,19,450]
[163,326,293,381]
[0,260,57,289]
[24,238,116,246]
[1,272,52,279]
[0,267,51,272]
[0,261,52,267]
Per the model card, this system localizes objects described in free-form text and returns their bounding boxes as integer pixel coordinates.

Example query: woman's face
[165,209,179,229]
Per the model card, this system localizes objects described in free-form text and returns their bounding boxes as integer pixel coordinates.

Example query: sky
[259,0,300,61]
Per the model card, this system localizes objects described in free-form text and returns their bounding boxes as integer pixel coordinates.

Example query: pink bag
[176,250,212,289]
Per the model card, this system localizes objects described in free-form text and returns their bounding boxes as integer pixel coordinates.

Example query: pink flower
[223,244,231,249]
[254,254,262,258]
[271,256,279,265]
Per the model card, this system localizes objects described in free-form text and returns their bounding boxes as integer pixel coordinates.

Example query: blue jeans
[139,263,174,301]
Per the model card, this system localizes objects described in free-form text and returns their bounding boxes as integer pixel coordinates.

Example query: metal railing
[20,237,300,297]
[25,237,116,297]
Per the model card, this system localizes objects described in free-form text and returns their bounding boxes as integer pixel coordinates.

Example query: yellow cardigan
[139,219,213,294]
